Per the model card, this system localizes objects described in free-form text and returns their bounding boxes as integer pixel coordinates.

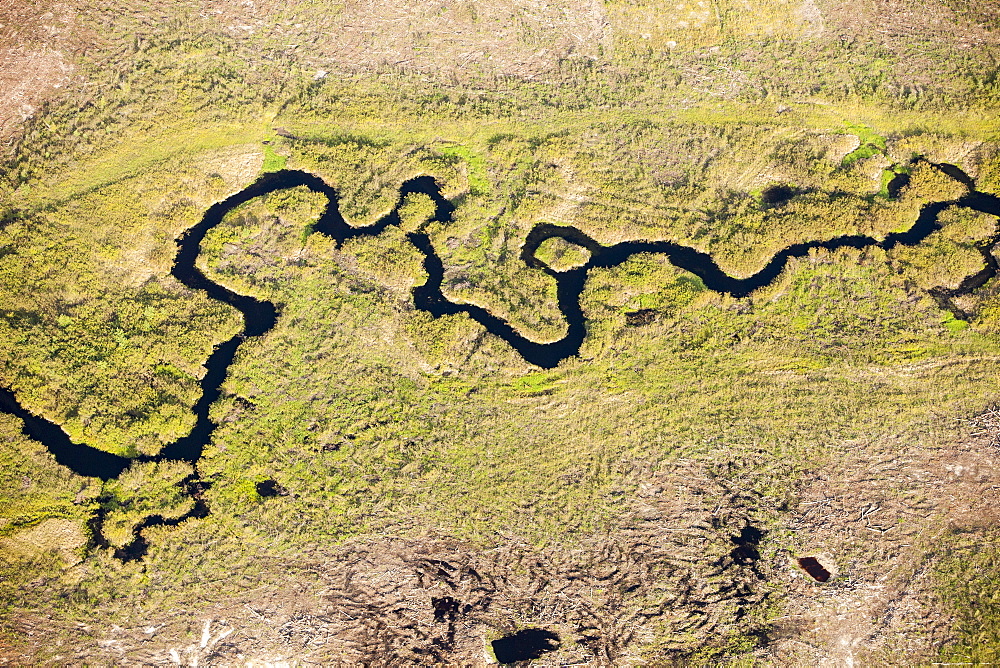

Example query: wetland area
[3,161,999,562]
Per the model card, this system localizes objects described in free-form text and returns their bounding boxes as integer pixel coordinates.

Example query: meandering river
[2,162,999,559]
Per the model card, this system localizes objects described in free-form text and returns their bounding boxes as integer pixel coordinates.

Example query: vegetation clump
[534,236,591,271]
[100,460,194,549]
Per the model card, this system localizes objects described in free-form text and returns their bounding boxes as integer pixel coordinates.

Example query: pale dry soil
[771,413,1000,665]
[0,0,77,144]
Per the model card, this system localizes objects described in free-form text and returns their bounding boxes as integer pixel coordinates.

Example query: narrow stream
[2,161,999,559]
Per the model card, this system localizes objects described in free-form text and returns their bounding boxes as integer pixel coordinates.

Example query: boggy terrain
[4,160,998,557]
[5,0,1000,664]
[3,154,1000,663]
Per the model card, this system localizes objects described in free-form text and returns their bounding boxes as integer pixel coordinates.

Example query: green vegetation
[261,144,288,173]
[1,0,1000,662]
[936,529,1000,664]
[842,122,888,167]
[0,414,97,538]
[100,460,195,548]
[438,144,492,196]
[397,192,437,233]
[878,162,913,198]
[535,236,591,271]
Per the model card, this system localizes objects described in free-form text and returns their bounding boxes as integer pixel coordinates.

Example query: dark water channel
[1,162,999,560]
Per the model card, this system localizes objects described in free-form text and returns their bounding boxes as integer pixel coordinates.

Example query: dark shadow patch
[760,184,796,207]
[256,479,285,498]
[114,533,150,562]
[431,596,460,623]
[730,524,764,564]
[625,308,657,326]
[798,556,831,582]
[492,628,560,663]
[0,207,21,231]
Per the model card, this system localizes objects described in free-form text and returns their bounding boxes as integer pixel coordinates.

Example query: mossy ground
[2,0,1000,662]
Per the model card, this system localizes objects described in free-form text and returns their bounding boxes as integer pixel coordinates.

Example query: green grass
[261,143,287,173]
[437,143,492,195]
[513,371,558,394]
[936,529,1000,663]
[943,313,970,332]
[842,121,889,167]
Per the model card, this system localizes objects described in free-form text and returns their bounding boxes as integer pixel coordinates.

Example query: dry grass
[0,517,85,564]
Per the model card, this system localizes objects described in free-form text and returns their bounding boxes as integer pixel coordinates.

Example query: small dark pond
[797,556,832,582]
[492,628,561,663]
[256,479,285,497]
[760,184,796,206]
[730,524,765,565]
[886,172,910,199]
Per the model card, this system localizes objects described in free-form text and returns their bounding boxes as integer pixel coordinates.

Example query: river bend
[2,163,999,559]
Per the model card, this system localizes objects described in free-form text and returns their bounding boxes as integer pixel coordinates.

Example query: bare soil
[230,0,610,81]
[2,458,775,664]
[0,1,79,146]
[816,0,1000,93]
[769,409,1000,664]
[11,416,1000,665]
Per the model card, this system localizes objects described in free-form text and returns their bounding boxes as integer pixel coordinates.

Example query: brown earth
[769,406,1000,664]
[8,413,1000,665]
[303,0,609,80]
[1,458,774,664]
[816,0,1000,94]
[0,0,80,146]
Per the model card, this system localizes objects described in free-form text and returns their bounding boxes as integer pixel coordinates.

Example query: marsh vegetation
[2,0,1000,663]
